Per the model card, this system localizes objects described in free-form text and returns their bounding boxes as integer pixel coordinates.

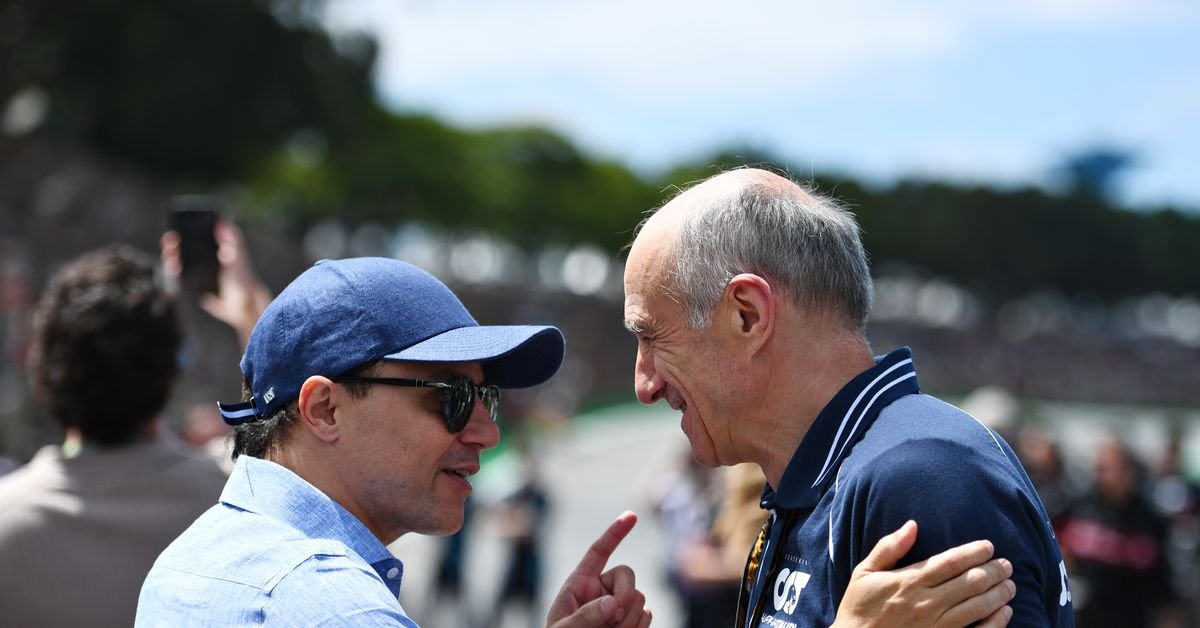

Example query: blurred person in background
[159,217,273,353]
[0,229,267,627]
[135,257,653,628]
[491,444,553,628]
[167,216,271,472]
[624,167,1068,627]
[1016,424,1075,524]
[650,445,722,621]
[1150,429,1200,627]
[1058,437,1183,628]
[667,463,769,628]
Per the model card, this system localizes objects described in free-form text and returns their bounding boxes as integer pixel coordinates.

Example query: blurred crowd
[1015,423,1199,628]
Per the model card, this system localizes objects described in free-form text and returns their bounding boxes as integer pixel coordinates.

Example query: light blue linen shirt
[135,456,418,627]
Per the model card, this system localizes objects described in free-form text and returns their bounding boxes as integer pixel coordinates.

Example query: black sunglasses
[330,376,500,433]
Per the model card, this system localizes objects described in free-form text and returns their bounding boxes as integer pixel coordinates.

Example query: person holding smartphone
[163,198,272,351]
[0,209,272,628]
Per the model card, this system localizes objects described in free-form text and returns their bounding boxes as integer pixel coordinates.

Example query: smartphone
[168,195,221,296]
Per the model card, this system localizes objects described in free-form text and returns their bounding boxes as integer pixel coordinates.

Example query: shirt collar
[764,346,921,510]
[221,456,403,593]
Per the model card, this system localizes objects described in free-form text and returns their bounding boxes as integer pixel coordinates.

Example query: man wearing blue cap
[136,257,651,627]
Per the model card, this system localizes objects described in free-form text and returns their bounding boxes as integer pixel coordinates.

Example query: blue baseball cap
[218,257,565,425]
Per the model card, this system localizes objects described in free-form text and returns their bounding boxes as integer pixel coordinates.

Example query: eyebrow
[623,319,646,335]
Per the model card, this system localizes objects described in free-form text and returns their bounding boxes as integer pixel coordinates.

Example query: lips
[439,453,480,488]
[443,463,479,479]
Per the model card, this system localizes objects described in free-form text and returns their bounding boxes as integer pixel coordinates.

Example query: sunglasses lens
[442,380,501,433]
[482,386,500,421]
[440,380,469,433]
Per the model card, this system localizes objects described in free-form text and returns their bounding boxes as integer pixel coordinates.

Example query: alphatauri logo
[773,568,811,614]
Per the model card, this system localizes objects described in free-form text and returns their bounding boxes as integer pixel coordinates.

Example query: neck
[61,419,161,458]
[268,442,399,546]
[747,323,875,488]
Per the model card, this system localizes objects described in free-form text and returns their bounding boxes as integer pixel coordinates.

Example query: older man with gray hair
[624,167,1072,627]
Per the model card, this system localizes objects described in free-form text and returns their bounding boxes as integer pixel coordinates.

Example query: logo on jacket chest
[773,567,812,614]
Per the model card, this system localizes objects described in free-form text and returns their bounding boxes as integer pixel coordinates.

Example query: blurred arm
[161,219,271,351]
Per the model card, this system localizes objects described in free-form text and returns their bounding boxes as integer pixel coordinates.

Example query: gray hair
[664,175,874,330]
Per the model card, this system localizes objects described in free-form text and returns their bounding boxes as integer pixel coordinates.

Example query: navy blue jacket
[739,348,1073,627]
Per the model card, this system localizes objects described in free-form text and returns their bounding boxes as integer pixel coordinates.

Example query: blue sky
[324,0,1200,211]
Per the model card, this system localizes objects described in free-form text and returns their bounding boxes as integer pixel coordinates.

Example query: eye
[628,324,652,344]
[423,389,445,413]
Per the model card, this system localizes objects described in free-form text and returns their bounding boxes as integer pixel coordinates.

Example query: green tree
[1,0,377,181]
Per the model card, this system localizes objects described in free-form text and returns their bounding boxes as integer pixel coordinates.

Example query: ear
[296,376,341,444]
[721,273,774,355]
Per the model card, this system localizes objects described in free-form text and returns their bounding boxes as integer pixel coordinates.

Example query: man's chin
[415,510,466,537]
[438,514,466,536]
[685,439,720,468]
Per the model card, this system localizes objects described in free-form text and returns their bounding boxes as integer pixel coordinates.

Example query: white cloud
[327,0,965,104]
[993,0,1197,27]
[326,0,1200,103]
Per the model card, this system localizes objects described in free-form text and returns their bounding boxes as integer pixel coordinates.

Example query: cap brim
[383,325,565,389]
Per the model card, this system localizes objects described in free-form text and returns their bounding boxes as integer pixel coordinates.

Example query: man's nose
[634,348,664,405]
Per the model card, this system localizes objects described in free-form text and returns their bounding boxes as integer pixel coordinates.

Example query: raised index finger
[570,511,638,578]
